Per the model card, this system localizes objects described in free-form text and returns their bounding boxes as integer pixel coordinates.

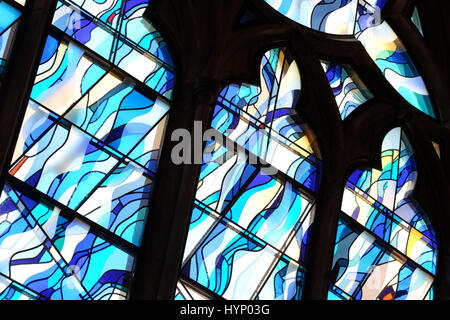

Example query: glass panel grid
[332,127,437,300]
[178,47,322,300]
[0,183,135,300]
[321,61,374,120]
[1,0,174,300]
[0,0,22,75]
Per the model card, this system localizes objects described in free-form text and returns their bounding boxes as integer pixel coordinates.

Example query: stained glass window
[264,0,436,118]
[329,127,437,300]
[0,0,173,300]
[175,48,322,300]
[411,6,423,36]
[52,0,175,99]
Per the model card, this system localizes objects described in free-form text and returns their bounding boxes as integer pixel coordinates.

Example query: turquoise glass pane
[10,102,158,246]
[182,169,315,300]
[30,36,108,114]
[77,161,153,246]
[321,62,374,120]
[64,75,170,157]
[113,37,175,99]
[255,256,305,300]
[411,7,423,36]
[52,0,176,98]
[10,122,120,210]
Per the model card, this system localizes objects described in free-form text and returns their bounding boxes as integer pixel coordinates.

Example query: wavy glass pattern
[330,127,437,300]
[9,36,169,247]
[174,280,209,300]
[264,0,358,35]
[264,0,436,118]
[0,1,22,74]
[411,7,423,36]
[182,197,312,300]
[0,1,174,300]
[178,48,321,300]
[329,218,434,300]
[52,0,175,99]
[0,183,135,300]
[355,2,435,118]
[321,62,374,120]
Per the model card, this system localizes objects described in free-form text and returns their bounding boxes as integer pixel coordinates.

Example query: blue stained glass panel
[113,37,175,99]
[31,35,108,115]
[10,122,120,210]
[264,0,358,35]
[0,183,136,300]
[263,0,437,118]
[1,0,175,301]
[224,171,312,254]
[255,256,304,300]
[10,110,157,247]
[321,62,374,120]
[0,1,21,74]
[344,127,437,249]
[126,113,168,174]
[120,0,174,66]
[182,217,288,300]
[335,127,438,299]
[179,47,321,300]
[212,48,321,192]
[69,0,125,29]
[195,142,258,213]
[0,184,89,300]
[64,73,170,158]
[355,2,435,118]
[182,172,314,300]
[52,0,176,99]
[77,161,153,246]
[0,274,40,300]
[53,1,116,60]
[331,217,434,300]
[11,101,57,165]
